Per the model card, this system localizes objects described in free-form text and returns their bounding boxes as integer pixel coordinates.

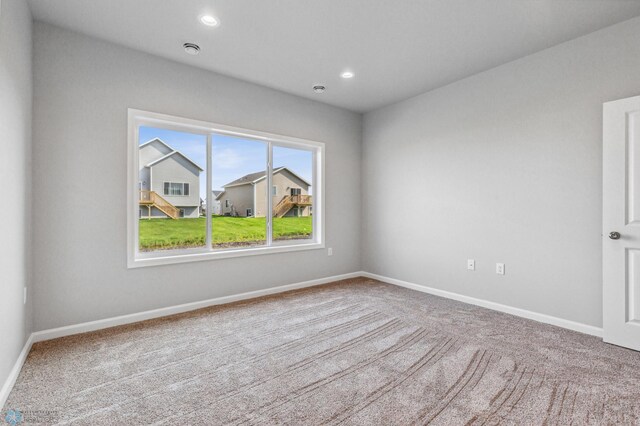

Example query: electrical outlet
[23,287,27,304]
[328,247,333,256]
[467,259,475,271]
[496,263,505,275]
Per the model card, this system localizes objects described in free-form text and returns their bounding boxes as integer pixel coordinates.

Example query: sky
[139,126,313,200]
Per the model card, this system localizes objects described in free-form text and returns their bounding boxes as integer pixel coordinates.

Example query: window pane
[272,146,313,243]
[138,126,206,251]
[211,134,267,249]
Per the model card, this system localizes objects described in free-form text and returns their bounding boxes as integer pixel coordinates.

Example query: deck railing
[273,194,313,217]
[139,190,179,219]
[290,195,312,205]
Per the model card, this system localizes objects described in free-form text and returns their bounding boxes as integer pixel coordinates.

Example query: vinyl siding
[150,155,200,208]
[219,185,255,217]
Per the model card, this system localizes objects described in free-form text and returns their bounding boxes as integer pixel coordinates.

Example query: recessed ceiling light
[313,85,326,93]
[341,71,355,79]
[183,43,201,55]
[200,15,220,27]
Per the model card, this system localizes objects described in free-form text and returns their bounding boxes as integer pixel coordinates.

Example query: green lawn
[139,216,312,250]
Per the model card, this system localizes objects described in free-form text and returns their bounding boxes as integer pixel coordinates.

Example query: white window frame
[127,109,325,268]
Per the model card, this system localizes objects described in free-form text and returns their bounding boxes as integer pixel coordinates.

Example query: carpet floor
[4,277,640,425]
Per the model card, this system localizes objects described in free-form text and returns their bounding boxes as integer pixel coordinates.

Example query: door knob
[609,231,621,240]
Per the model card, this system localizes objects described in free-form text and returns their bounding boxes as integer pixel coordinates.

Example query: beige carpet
[4,277,640,425]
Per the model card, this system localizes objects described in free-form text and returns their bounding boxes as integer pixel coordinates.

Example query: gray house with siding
[138,138,203,219]
[216,167,312,218]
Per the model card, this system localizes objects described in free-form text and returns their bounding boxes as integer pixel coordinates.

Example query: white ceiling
[28,0,640,112]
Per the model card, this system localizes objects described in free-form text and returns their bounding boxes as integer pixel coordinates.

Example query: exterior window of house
[164,182,190,196]
[129,109,324,267]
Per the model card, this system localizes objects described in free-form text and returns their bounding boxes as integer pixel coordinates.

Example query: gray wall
[363,17,640,328]
[32,23,362,330]
[0,0,32,389]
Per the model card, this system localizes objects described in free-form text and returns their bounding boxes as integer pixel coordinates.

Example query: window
[136,125,206,251]
[128,109,324,267]
[273,146,314,242]
[163,182,190,196]
[212,134,267,247]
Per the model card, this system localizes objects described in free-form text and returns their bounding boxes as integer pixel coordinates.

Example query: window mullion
[266,142,273,246]
[312,149,317,242]
[206,134,212,250]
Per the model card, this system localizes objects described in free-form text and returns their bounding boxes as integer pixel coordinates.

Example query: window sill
[128,241,325,268]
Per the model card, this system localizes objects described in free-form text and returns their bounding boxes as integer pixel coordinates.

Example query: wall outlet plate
[328,247,333,256]
[496,263,505,275]
[467,259,475,270]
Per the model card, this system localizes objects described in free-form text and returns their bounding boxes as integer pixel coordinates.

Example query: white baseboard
[361,272,603,337]
[0,272,361,407]
[28,270,603,343]
[31,271,362,343]
[2,269,604,409]
[0,334,33,410]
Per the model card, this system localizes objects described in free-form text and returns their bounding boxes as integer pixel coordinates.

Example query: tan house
[216,167,312,218]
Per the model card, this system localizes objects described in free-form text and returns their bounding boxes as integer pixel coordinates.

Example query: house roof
[214,190,225,200]
[142,139,204,171]
[223,166,311,188]
[139,138,174,151]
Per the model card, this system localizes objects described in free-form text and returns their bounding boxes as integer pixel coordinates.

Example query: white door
[603,95,640,351]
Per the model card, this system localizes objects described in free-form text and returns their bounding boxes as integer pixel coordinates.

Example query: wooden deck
[139,190,179,219]
[273,195,312,218]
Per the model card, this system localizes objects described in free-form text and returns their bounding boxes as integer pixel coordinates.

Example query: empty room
[2,0,640,424]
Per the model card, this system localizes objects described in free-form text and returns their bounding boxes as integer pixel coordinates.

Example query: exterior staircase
[139,190,179,219]
[273,195,312,218]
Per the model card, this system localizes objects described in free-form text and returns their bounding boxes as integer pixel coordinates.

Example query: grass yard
[139,215,312,250]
